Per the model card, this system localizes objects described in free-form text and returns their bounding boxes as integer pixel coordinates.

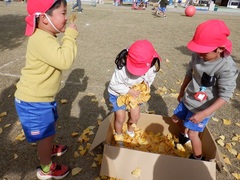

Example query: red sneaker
[37,162,70,180]
[52,144,68,157]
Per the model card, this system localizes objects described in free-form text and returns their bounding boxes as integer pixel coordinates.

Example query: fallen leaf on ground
[14,154,18,159]
[0,111,7,117]
[91,162,97,168]
[71,132,79,137]
[223,157,231,165]
[71,167,82,176]
[211,117,219,122]
[232,172,240,179]
[223,118,231,125]
[60,99,68,104]
[74,151,80,158]
[217,139,224,146]
[4,124,11,128]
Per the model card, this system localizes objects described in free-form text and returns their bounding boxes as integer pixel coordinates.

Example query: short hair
[46,0,67,16]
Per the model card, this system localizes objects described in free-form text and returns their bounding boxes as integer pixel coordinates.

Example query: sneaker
[36,162,70,180]
[126,130,135,138]
[189,154,206,161]
[179,133,190,145]
[52,144,68,157]
[163,15,167,18]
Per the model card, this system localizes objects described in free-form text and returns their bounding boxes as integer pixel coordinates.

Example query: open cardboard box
[90,113,225,180]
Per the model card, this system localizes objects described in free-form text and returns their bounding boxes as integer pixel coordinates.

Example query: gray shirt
[183,53,239,113]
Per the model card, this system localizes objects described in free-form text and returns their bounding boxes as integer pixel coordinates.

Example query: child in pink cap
[108,40,161,144]
[14,0,78,179]
[172,20,239,160]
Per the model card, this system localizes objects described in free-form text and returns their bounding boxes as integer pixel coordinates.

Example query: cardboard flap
[90,113,114,151]
[101,145,216,180]
[201,127,226,168]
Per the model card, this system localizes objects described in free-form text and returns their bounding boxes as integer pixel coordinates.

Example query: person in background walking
[72,0,83,13]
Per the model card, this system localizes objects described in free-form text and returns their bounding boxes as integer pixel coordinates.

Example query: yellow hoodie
[15,27,78,102]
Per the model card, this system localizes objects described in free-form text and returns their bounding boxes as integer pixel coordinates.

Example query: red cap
[187,19,232,54]
[25,0,56,36]
[126,40,161,76]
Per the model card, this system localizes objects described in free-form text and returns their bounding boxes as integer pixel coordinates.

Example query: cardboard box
[90,113,225,180]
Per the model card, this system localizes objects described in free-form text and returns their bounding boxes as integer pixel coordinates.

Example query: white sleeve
[144,66,157,87]
[108,68,130,96]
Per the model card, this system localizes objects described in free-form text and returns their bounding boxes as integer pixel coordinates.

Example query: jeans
[72,0,82,11]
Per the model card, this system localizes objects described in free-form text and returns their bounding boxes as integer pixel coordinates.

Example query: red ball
[185,5,196,17]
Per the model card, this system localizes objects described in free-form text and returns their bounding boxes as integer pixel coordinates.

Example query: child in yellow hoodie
[14,0,78,179]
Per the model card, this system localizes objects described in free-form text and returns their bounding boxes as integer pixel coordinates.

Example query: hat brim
[187,39,232,54]
[126,56,150,76]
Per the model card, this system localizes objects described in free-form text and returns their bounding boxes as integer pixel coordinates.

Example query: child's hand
[68,23,78,31]
[128,89,140,98]
[177,91,184,102]
[189,111,207,124]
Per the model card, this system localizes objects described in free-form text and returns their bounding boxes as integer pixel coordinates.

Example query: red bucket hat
[187,19,232,54]
[25,0,56,36]
[126,40,161,76]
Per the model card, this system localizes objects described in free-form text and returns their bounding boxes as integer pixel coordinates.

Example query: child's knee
[188,130,199,140]
[115,118,125,125]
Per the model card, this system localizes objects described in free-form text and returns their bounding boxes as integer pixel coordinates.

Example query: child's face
[47,3,67,34]
[197,47,224,61]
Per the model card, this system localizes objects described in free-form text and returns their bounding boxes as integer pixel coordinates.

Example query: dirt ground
[0,1,239,180]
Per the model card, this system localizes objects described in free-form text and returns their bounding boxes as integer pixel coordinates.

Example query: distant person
[108,40,161,145]
[172,20,238,160]
[14,0,78,179]
[156,0,168,18]
[5,0,11,5]
[72,0,83,13]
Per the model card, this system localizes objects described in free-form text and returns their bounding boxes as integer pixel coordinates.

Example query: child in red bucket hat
[171,20,239,160]
[14,0,78,179]
[108,40,161,144]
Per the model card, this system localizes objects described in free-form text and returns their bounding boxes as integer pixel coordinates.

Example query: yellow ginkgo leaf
[74,151,80,158]
[80,149,86,156]
[4,124,11,128]
[223,157,231,165]
[15,132,25,141]
[69,13,77,23]
[211,117,219,122]
[60,99,68,104]
[14,154,18,159]
[71,167,82,176]
[71,132,79,137]
[219,135,225,140]
[223,119,231,125]
[0,111,7,117]
[235,123,240,127]
[232,173,240,179]
[131,167,141,177]
[217,139,225,147]
[91,162,97,168]
[237,153,240,160]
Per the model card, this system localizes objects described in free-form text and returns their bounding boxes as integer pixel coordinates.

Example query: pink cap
[126,40,161,76]
[25,0,56,36]
[187,19,232,54]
